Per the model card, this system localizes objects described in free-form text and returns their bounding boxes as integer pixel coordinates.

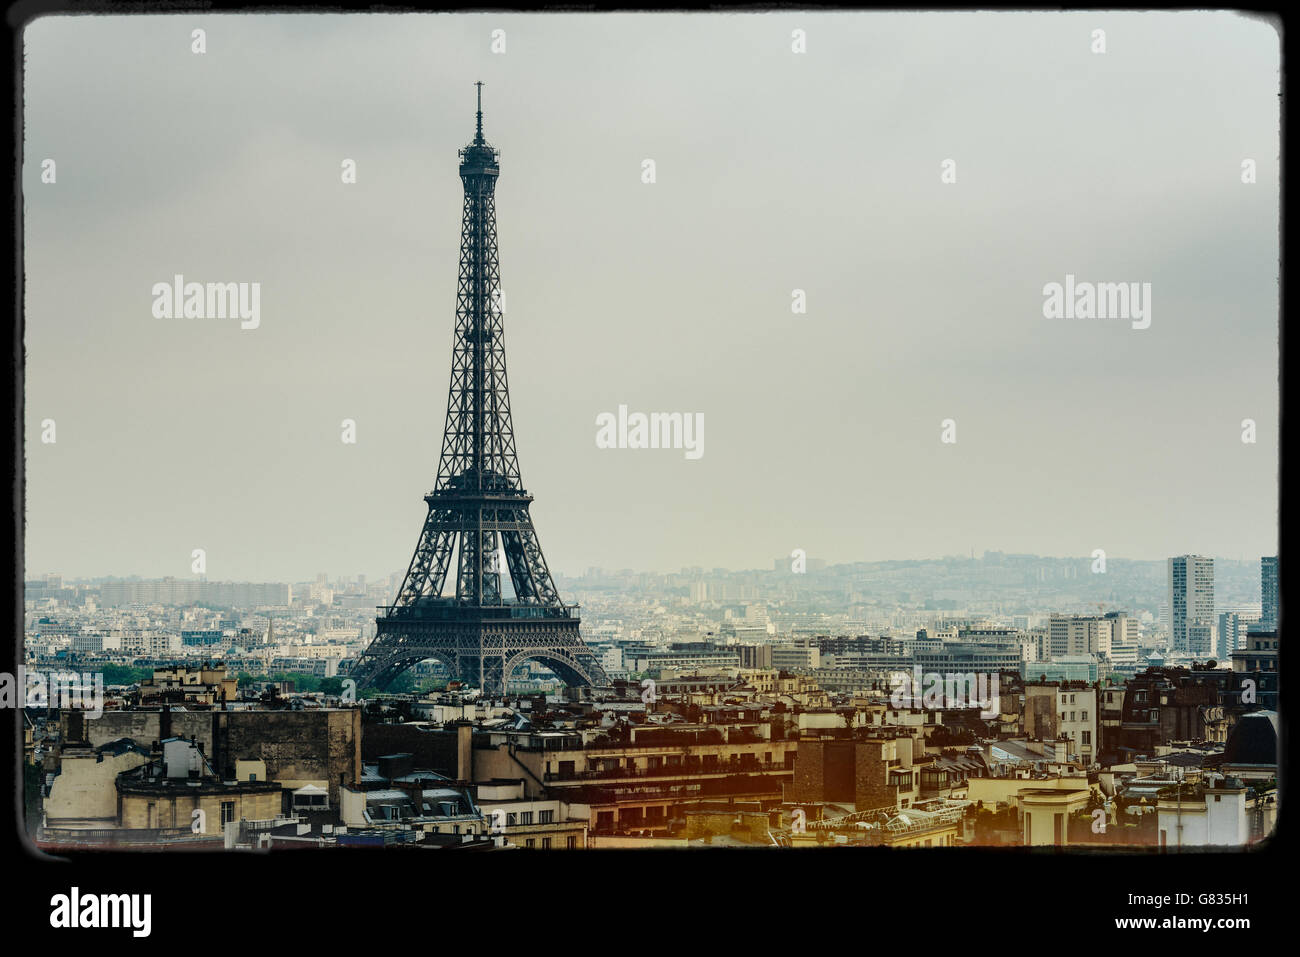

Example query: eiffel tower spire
[349,86,606,695]
[474,79,485,145]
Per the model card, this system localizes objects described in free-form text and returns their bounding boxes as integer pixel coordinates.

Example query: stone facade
[62,708,362,805]
[854,738,900,810]
[789,737,855,804]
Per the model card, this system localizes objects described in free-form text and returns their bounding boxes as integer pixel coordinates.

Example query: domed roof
[1223,710,1278,765]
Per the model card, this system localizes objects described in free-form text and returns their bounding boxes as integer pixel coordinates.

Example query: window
[539,810,553,824]
[525,839,535,848]
[221,801,235,825]
[506,813,517,826]
[542,837,552,849]
[520,811,533,825]
[1082,731,1091,745]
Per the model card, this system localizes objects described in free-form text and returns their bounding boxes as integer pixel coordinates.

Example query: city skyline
[23,12,1279,581]
[27,549,1277,591]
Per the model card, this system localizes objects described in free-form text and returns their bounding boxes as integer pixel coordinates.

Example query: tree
[99,663,153,686]
[319,677,344,696]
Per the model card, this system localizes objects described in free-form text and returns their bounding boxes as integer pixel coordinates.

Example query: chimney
[65,710,86,745]
[456,722,473,782]
[399,779,425,807]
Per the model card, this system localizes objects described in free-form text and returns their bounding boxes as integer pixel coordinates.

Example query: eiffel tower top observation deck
[458,80,498,174]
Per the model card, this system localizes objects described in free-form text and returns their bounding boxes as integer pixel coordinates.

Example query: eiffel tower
[349,84,608,695]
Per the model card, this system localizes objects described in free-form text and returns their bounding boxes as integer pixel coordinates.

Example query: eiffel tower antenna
[474,80,484,144]
[349,87,607,697]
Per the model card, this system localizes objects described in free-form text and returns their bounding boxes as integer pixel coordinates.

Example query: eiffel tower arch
[350,84,608,696]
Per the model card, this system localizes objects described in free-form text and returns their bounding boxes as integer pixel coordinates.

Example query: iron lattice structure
[349,87,608,694]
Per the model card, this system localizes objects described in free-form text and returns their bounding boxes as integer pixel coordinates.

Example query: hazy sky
[23,12,1280,581]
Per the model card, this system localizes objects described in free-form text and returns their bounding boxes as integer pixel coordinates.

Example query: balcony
[378,599,577,622]
[544,758,782,784]
[37,826,215,847]
[1121,717,1160,728]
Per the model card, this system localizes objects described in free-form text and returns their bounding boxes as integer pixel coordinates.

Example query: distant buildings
[98,579,289,607]
[1048,614,1112,658]
[1025,656,1099,684]
[139,663,238,706]
[1260,555,1278,628]
[632,644,740,672]
[1168,556,1214,654]
[1217,611,1253,660]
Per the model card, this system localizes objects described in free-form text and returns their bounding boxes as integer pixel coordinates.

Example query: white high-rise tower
[1168,555,1214,655]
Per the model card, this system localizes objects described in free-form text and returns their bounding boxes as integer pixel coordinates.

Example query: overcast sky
[23,12,1279,581]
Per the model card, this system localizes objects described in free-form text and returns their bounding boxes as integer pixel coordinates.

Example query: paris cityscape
[18,549,1281,850]
[12,9,1280,939]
